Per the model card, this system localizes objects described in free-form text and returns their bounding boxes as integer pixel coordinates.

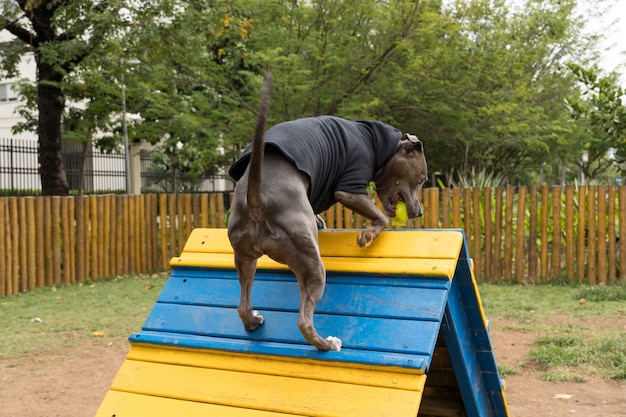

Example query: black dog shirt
[229,116,402,214]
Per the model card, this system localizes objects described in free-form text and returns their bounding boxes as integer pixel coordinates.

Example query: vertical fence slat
[89,195,98,279]
[334,204,343,229]
[120,195,129,275]
[576,186,587,282]
[176,195,185,255]
[148,194,157,270]
[126,194,132,275]
[564,186,575,280]
[113,196,123,276]
[34,198,45,288]
[597,185,607,284]
[102,195,111,279]
[587,187,597,284]
[168,194,177,258]
[528,186,538,283]
[608,186,616,283]
[133,195,141,273]
[160,194,168,270]
[10,198,19,294]
[540,185,549,282]
[492,187,503,280]
[192,194,201,230]
[200,194,209,229]
[551,186,561,280]
[442,188,451,228]
[140,195,148,272]
[208,194,218,228]
[98,196,107,278]
[463,189,471,251]
[61,197,71,284]
[503,186,514,282]
[82,196,91,280]
[18,197,27,291]
[75,197,85,283]
[343,206,353,229]
[52,197,62,286]
[218,194,226,227]
[429,188,439,229]
[514,187,527,284]
[26,197,36,290]
[184,193,193,241]
[472,188,481,278]
[451,188,461,228]
[483,188,492,280]
[0,199,6,296]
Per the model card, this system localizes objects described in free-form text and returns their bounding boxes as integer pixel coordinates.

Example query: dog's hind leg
[292,258,342,351]
[234,253,264,331]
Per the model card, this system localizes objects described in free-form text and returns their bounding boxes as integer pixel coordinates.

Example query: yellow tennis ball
[392,201,408,227]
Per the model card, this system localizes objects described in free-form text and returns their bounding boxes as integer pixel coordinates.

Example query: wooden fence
[1,185,625,296]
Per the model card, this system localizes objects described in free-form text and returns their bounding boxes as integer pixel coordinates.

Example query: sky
[593,1,626,79]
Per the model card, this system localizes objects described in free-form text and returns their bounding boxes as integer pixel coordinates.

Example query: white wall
[0,30,37,141]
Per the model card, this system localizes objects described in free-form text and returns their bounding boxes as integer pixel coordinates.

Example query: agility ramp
[96,228,509,417]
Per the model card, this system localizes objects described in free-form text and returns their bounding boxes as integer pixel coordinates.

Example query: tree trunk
[37,62,69,196]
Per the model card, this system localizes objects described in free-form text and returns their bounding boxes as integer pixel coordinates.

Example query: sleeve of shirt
[334,146,375,195]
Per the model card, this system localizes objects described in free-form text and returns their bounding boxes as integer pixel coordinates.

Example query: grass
[0,273,168,358]
[479,283,626,382]
[2,276,625,383]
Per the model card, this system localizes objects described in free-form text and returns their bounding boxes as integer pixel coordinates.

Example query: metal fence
[140,150,235,193]
[0,138,126,194]
[0,138,41,193]
[0,138,235,195]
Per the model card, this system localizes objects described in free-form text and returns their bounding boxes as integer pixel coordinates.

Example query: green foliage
[531,332,626,380]
[574,285,626,302]
[480,283,626,380]
[566,64,626,177]
[2,0,621,190]
[450,167,508,188]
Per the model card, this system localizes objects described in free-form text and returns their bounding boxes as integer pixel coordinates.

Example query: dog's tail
[247,71,273,214]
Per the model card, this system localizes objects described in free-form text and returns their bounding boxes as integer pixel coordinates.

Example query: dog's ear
[402,133,423,153]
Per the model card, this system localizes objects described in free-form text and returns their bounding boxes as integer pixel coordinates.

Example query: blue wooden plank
[443,278,490,417]
[129,331,430,371]
[142,303,441,356]
[167,267,452,289]
[157,276,449,322]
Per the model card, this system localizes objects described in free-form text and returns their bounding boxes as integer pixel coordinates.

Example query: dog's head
[374,133,427,219]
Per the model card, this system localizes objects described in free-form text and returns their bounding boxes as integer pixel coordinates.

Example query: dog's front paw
[243,310,265,331]
[357,231,375,247]
[325,336,342,351]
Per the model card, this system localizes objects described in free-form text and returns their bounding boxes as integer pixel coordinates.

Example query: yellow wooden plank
[180,228,463,260]
[96,390,304,417]
[127,345,424,390]
[317,229,463,259]
[110,359,425,417]
[170,251,456,277]
[172,228,463,277]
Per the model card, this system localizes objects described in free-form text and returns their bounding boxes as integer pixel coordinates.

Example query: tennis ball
[392,201,408,227]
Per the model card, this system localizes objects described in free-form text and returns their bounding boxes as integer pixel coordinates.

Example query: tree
[246,0,427,123]
[1,0,127,195]
[566,64,626,178]
[374,0,599,184]
[117,1,262,190]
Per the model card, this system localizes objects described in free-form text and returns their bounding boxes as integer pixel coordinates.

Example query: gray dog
[227,74,428,351]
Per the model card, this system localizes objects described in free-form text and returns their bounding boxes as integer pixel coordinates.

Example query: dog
[227,73,428,351]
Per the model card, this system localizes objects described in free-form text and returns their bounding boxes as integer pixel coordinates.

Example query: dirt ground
[1,321,625,417]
